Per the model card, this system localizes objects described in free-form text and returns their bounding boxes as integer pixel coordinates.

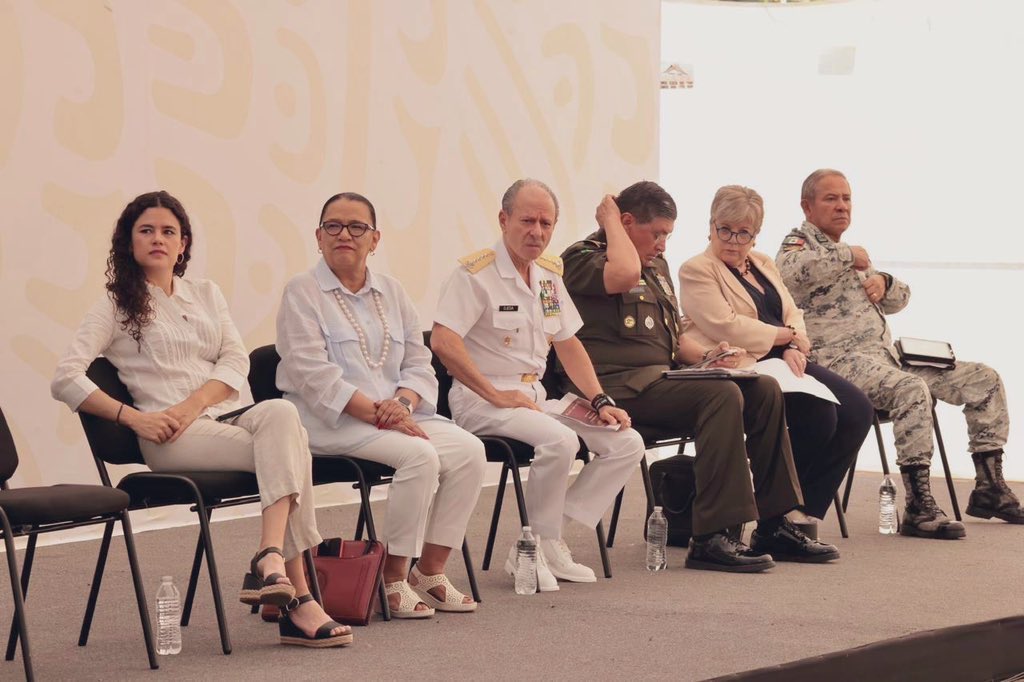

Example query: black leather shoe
[750,519,840,563]
[685,532,775,573]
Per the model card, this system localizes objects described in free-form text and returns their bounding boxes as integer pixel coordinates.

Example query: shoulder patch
[536,253,564,277]
[458,248,495,274]
[781,235,806,252]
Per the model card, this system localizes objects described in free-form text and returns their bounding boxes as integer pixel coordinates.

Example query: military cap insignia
[781,235,806,253]
[536,253,564,276]
[458,248,496,274]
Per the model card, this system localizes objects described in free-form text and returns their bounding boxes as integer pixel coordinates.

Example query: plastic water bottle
[155,576,182,655]
[514,526,538,595]
[878,475,898,535]
[646,506,668,571]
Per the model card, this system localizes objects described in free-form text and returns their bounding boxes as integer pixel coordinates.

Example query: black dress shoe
[750,519,840,563]
[685,532,775,573]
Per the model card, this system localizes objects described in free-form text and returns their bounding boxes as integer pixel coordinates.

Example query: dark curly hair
[105,191,193,345]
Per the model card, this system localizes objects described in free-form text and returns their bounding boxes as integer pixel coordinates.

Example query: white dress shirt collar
[313,257,381,297]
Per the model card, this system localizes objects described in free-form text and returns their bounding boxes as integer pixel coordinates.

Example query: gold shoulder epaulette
[536,252,563,277]
[458,248,496,274]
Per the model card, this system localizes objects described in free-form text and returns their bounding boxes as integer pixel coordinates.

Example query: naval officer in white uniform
[431,178,645,590]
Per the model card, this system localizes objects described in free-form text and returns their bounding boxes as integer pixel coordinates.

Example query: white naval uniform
[276,260,486,558]
[434,241,644,541]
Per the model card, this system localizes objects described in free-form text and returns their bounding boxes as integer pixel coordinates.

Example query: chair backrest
[82,358,146,466]
[249,345,284,402]
[0,407,19,484]
[422,330,454,419]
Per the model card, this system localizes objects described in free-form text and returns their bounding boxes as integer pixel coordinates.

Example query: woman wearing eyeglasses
[276,192,485,619]
[678,185,873,533]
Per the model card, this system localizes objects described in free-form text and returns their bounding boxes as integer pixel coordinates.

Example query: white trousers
[138,399,321,561]
[345,419,486,558]
[450,381,645,541]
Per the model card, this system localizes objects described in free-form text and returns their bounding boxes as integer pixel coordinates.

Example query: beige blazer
[678,247,805,359]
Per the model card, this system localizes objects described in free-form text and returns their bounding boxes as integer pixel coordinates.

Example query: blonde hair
[709,185,764,233]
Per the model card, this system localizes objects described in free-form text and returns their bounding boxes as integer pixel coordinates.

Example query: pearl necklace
[331,288,390,368]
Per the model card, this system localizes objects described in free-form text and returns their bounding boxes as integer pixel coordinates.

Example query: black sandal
[279,594,353,648]
[239,546,296,607]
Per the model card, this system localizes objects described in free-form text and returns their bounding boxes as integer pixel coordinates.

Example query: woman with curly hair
[51,190,351,648]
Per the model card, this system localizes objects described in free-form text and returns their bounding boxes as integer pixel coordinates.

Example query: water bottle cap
[653,506,663,512]
[522,525,531,531]
[161,575,173,582]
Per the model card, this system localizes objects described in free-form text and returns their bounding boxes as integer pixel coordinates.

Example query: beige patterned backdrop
[0,0,660,538]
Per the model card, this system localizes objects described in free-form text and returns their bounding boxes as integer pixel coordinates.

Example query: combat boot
[900,466,966,539]
[967,451,1024,524]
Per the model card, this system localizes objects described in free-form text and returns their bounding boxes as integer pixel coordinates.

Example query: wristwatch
[396,396,413,414]
[591,393,616,412]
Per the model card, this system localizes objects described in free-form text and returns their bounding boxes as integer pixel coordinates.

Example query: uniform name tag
[498,305,519,312]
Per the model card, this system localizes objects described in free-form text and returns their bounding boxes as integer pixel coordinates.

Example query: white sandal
[383,580,435,619]
[409,566,477,613]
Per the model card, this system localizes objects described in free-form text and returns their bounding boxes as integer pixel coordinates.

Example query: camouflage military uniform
[776,220,1008,468]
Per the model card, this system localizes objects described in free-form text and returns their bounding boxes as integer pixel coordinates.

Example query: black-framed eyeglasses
[319,220,376,237]
[714,223,754,245]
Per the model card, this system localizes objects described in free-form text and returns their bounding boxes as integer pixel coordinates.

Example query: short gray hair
[710,185,764,233]
[501,178,559,219]
[801,169,847,203]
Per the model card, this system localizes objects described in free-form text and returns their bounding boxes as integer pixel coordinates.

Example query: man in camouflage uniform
[776,168,1023,538]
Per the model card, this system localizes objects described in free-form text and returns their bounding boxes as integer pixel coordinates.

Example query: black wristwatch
[591,393,616,412]
[396,396,413,414]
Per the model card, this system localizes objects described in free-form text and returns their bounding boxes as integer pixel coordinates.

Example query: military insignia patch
[644,316,655,330]
[458,248,496,273]
[539,280,561,317]
[781,235,806,253]
[624,315,636,329]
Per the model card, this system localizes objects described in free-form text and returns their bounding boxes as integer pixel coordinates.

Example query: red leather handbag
[261,537,386,626]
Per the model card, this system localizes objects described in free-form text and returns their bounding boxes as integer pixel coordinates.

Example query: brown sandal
[239,546,296,607]
[279,594,353,648]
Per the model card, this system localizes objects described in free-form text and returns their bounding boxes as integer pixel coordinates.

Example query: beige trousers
[344,419,486,558]
[139,399,321,561]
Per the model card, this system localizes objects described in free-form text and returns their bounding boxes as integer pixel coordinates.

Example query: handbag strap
[655,461,696,516]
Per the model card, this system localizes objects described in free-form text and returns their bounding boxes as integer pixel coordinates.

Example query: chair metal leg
[842,449,859,512]
[461,539,481,604]
[1,511,33,681]
[354,507,365,541]
[833,493,849,539]
[78,520,114,647]
[482,463,511,571]
[303,549,322,604]
[5,533,36,661]
[510,461,529,525]
[195,504,232,655]
[641,454,655,516]
[351,472,389,621]
[873,415,891,476]
[932,407,962,521]
[120,513,158,670]
[595,520,612,579]
[606,489,624,548]
[181,511,209,628]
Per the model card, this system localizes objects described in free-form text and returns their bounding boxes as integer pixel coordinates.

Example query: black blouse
[728,262,786,360]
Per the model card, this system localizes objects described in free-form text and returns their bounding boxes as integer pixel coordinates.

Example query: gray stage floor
[2,470,1023,681]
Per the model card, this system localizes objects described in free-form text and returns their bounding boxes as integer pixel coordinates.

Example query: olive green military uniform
[776,220,1009,468]
[558,231,803,535]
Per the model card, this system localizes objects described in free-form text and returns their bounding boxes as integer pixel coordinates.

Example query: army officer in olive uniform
[560,180,839,571]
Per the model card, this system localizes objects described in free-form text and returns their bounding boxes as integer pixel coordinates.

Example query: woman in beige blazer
[678,185,873,528]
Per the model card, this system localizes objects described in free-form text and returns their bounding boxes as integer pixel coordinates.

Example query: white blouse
[51,278,248,417]
[276,259,442,453]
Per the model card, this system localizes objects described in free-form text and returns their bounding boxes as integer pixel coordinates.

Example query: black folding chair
[842,406,961,523]
[424,332,613,578]
[80,358,319,655]
[0,406,156,681]
[247,345,482,617]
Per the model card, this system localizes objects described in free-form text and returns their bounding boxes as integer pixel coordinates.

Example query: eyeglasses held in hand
[714,223,754,245]
[319,221,376,237]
